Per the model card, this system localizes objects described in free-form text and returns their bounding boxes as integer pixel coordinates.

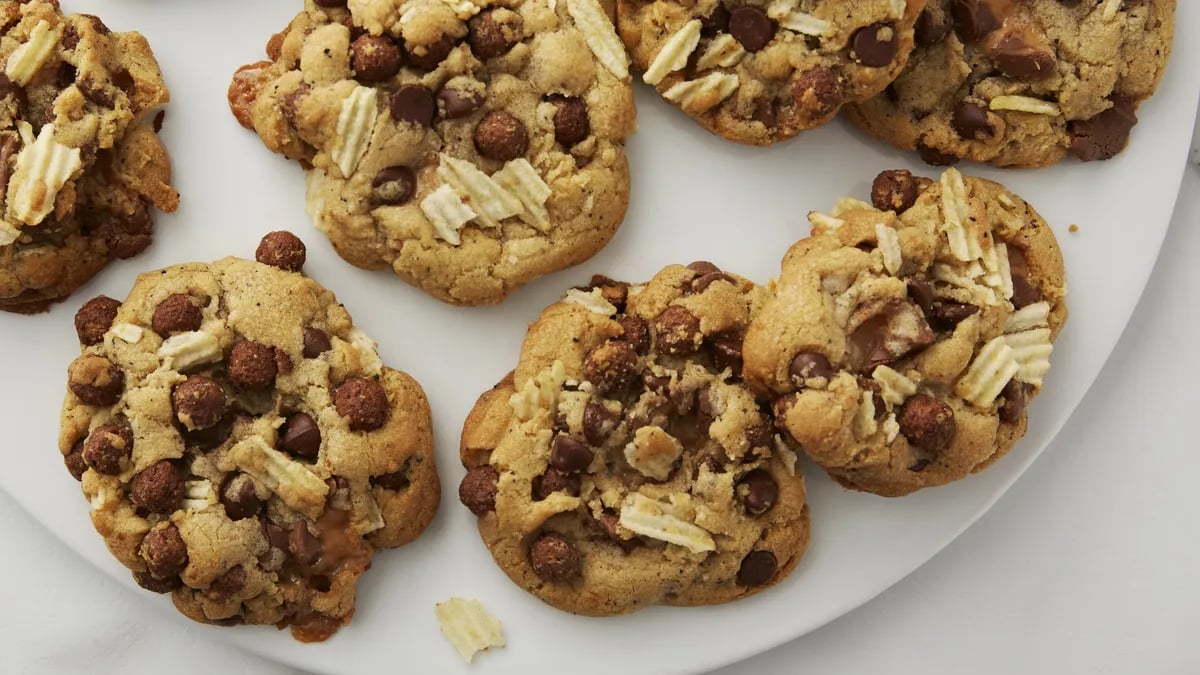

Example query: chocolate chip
[582,275,630,311]
[405,33,458,70]
[929,300,979,330]
[390,84,435,126]
[229,340,278,390]
[74,295,121,345]
[534,468,581,499]
[183,414,233,451]
[792,66,843,118]
[254,230,307,271]
[468,9,522,59]
[917,141,960,166]
[737,550,777,586]
[898,393,956,451]
[209,565,246,598]
[275,348,294,375]
[172,376,226,430]
[691,271,735,294]
[68,355,124,406]
[550,435,593,474]
[288,522,322,565]
[643,371,671,396]
[952,99,995,140]
[64,442,87,481]
[687,261,721,276]
[906,277,935,313]
[134,570,181,593]
[1008,247,1042,309]
[739,469,778,515]
[998,379,1031,423]
[745,421,773,451]
[653,305,702,356]
[583,400,619,446]
[617,315,650,353]
[852,22,898,67]
[871,169,920,212]
[373,460,413,490]
[303,328,332,358]
[701,5,730,35]
[915,5,952,45]
[951,0,999,42]
[142,524,188,578]
[82,425,133,475]
[129,460,185,514]
[908,458,931,472]
[711,335,743,375]
[351,35,402,83]
[279,412,322,458]
[728,6,775,52]
[313,0,348,6]
[474,110,528,161]
[789,351,833,388]
[151,293,202,336]
[335,377,390,431]
[594,511,637,551]
[989,33,1056,80]
[220,473,262,521]
[437,86,484,118]
[1069,96,1137,162]
[260,517,290,550]
[529,533,580,582]
[548,94,589,147]
[583,340,641,394]
[851,300,936,371]
[459,465,499,515]
[751,96,778,128]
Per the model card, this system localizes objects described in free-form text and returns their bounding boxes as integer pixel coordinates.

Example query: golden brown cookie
[0,1,178,313]
[458,266,810,615]
[845,0,1176,167]
[59,233,438,642]
[744,168,1067,496]
[617,0,927,145]
[229,0,635,305]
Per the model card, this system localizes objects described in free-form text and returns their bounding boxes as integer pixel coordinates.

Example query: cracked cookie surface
[59,233,438,642]
[617,0,926,145]
[845,0,1176,167]
[230,0,635,306]
[744,168,1066,496]
[0,1,178,313]
[459,264,809,615]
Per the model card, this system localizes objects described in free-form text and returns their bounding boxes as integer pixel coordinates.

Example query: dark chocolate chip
[989,32,1056,80]
[789,351,833,388]
[390,84,435,126]
[550,435,593,474]
[728,6,775,52]
[534,468,581,499]
[917,141,960,166]
[437,86,484,118]
[739,469,778,515]
[548,94,589,147]
[952,99,994,140]
[998,379,1031,423]
[737,550,777,586]
[929,300,980,330]
[303,328,332,358]
[1069,97,1138,162]
[288,521,322,565]
[582,400,619,446]
[852,22,899,67]
[915,5,952,45]
[951,0,999,42]
[405,33,457,70]
[279,412,322,458]
[906,277,935,313]
[220,473,262,521]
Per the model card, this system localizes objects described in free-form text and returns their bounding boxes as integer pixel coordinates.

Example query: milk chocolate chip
[172,376,226,430]
[335,377,390,431]
[151,293,202,336]
[458,465,499,515]
[141,524,189,578]
[530,533,580,582]
[474,110,528,161]
[872,169,920,212]
[898,393,956,451]
[129,460,185,514]
[82,424,133,475]
[74,295,120,345]
[229,340,278,390]
[68,355,124,406]
[256,231,306,271]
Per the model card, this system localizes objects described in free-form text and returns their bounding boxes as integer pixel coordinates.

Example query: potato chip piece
[767,1,831,35]
[832,196,873,217]
[420,184,477,245]
[564,287,617,316]
[989,95,1060,116]
[439,0,489,20]
[345,327,384,377]
[872,365,917,407]
[226,436,329,519]
[662,72,739,114]
[851,389,878,439]
[1005,327,1053,386]
[182,479,216,512]
[108,323,144,344]
[353,495,385,534]
[435,598,505,663]
[696,34,745,71]
[0,221,19,246]
[5,20,61,86]
[509,360,568,421]
[624,426,684,481]
[492,158,552,230]
[955,336,1019,407]
[808,211,844,233]
[158,331,223,371]
[644,19,702,85]
[996,243,1014,300]
[939,168,972,262]
[568,0,630,79]
[619,492,715,553]
[875,223,903,274]
[881,413,901,443]
[1005,301,1051,332]
[7,122,84,226]
[1101,0,1122,21]
[332,86,378,177]
[437,154,523,229]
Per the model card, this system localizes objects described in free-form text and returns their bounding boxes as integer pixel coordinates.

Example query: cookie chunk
[0,1,178,313]
[617,0,926,145]
[743,168,1067,496]
[59,233,438,642]
[458,265,810,615]
[845,0,1176,167]
[229,0,635,305]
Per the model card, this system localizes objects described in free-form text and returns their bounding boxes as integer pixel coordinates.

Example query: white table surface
[4,118,1198,674]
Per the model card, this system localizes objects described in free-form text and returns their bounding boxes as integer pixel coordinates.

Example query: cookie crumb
[1068,224,1079,233]
[435,598,505,663]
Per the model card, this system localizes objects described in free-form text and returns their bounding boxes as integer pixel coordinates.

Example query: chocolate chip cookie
[617,0,927,145]
[458,265,810,615]
[59,233,438,642]
[0,1,178,313]
[229,0,635,305]
[743,168,1066,496]
[845,0,1176,167]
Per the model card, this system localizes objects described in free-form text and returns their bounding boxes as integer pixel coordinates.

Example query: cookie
[616,0,926,145]
[0,1,178,313]
[229,0,635,305]
[59,232,438,642]
[458,265,810,615]
[845,0,1176,167]
[743,168,1067,496]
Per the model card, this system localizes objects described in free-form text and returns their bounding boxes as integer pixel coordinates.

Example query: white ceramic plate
[3,2,1198,673]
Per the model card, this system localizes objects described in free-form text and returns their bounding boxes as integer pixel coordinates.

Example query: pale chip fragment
[567,0,630,79]
[955,336,1019,407]
[346,327,383,376]
[889,0,908,17]
[644,19,701,85]
[1005,301,1051,332]
[619,492,715,553]
[492,158,552,230]
[435,598,505,663]
[438,154,523,229]
[1101,0,1122,20]
[808,211,844,233]
[108,323,144,344]
[1004,327,1052,386]
[564,287,617,316]
[5,20,61,86]
[6,122,84,226]
[623,426,683,481]
[158,331,223,371]
[832,196,873,217]
[872,365,917,407]
[774,434,798,476]
[182,479,216,512]
[851,389,878,439]
[767,1,831,36]
[875,223,903,274]
[0,221,19,246]
[662,72,739,114]
[353,495,386,535]
[421,184,476,245]
[695,34,745,71]
[939,168,972,262]
[509,360,568,421]
[332,86,378,177]
[226,436,329,519]
[932,262,998,306]
[996,243,1014,300]
[881,413,901,443]
[439,0,488,20]
[989,95,1060,116]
